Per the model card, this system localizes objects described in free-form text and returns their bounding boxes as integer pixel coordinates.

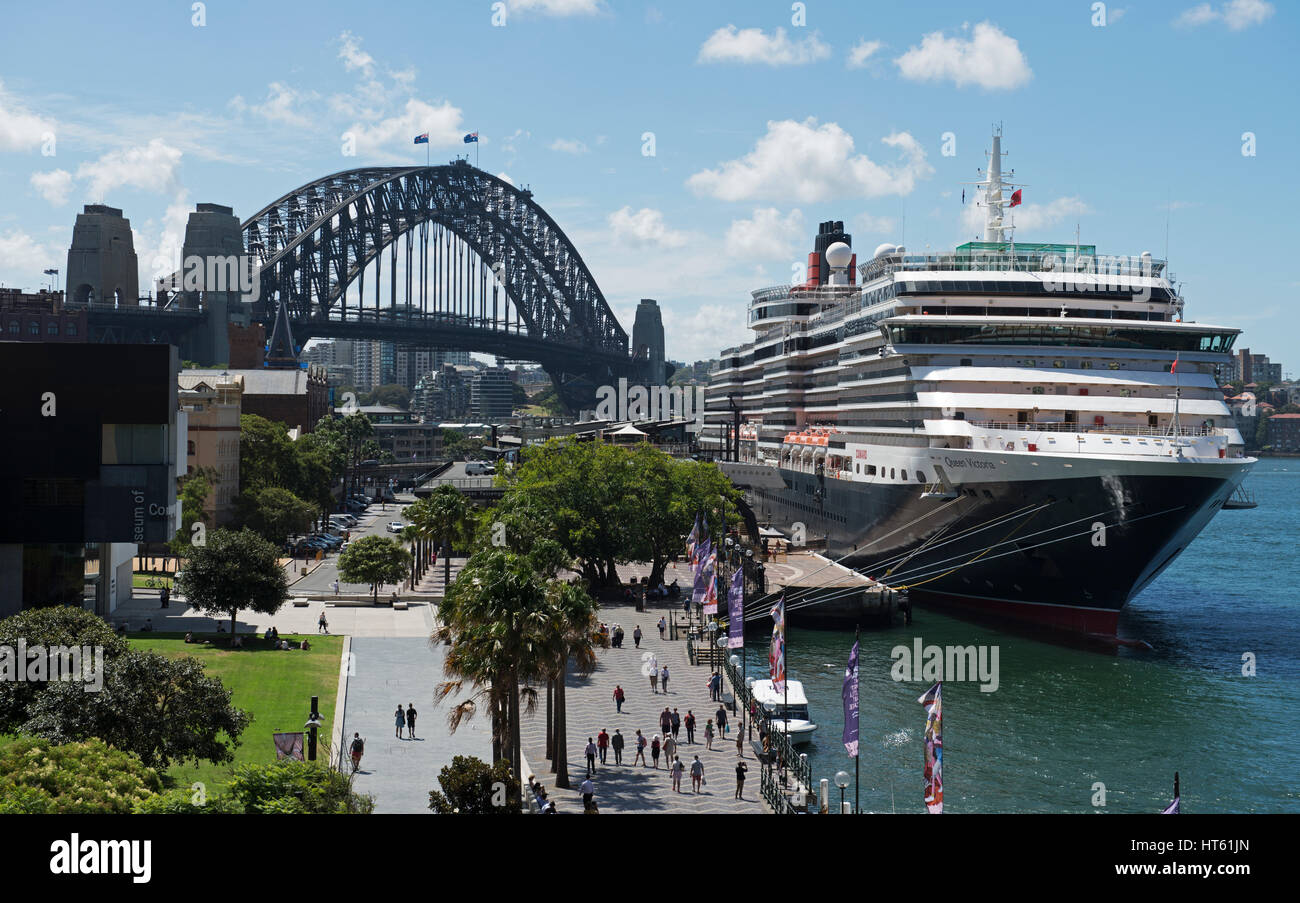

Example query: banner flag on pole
[769,594,786,694]
[842,637,860,757]
[692,540,712,606]
[726,568,745,649]
[917,682,943,813]
[686,513,701,562]
[463,132,479,143]
[702,548,718,615]
[413,133,429,145]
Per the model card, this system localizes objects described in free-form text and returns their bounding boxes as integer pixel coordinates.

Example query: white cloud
[133,192,194,292]
[508,0,605,15]
[338,31,375,76]
[549,137,589,154]
[960,194,1091,237]
[231,82,316,128]
[608,206,689,249]
[76,139,183,199]
[698,26,831,66]
[847,39,884,69]
[496,172,515,186]
[345,98,466,155]
[30,169,73,206]
[724,208,805,260]
[895,22,1032,90]
[0,81,54,152]
[687,119,932,203]
[1175,0,1274,30]
[0,229,61,276]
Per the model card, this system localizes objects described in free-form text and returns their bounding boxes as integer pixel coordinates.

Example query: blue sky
[0,0,1295,369]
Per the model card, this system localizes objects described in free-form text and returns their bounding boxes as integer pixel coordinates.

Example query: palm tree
[535,581,604,789]
[432,549,550,805]
[421,484,477,591]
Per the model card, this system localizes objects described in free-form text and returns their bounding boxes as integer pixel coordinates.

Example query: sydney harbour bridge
[79,160,659,410]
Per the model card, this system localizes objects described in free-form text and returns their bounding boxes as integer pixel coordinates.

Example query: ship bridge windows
[887,322,1238,352]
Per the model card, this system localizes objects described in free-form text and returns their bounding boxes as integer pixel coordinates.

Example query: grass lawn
[127,632,344,793]
[132,573,172,589]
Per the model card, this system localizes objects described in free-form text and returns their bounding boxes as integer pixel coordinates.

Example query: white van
[465,461,496,476]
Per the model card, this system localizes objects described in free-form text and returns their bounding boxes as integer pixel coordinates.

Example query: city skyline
[0,0,1295,368]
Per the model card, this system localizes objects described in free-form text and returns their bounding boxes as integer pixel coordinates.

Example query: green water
[738,463,1300,814]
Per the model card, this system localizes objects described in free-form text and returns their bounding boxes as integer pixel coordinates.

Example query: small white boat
[751,678,817,745]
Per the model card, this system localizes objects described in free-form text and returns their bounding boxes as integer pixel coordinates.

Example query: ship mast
[974,124,1022,245]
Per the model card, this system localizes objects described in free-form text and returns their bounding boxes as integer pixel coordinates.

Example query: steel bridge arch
[241,162,630,366]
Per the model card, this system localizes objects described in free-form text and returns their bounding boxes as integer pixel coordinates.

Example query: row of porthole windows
[852,462,928,484]
[7,320,77,337]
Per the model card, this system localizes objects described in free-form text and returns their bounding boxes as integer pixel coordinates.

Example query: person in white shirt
[580,777,596,812]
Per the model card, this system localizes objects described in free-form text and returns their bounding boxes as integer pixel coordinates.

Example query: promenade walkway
[518,593,767,814]
[341,637,491,813]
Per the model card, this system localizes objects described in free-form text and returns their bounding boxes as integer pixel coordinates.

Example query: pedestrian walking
[657,616,666,639]
[394,705,405,739]
[659,707,672,737]
[611,728,625,765]
[736,731,745,757]
[318,611,329,634]
[649,668,658,694]
[613,625,624,648]
[716,704,729,737]
[690,755,705,793]
[349,733,364,773]
[580,777,596,813]
[671,708,681,739]
[634,730,648,766]
[660,665,669,694]
[663,733,677,763]
[651,734,661,769]
[671,756,684,792]
[597,728,609,765]
[332,579,340,596]
[705,718,715,750]
[159,586,170,609]
[633,625,642,648]
[735,761,748,799]
[685,710,696,744]
[585,737,598,776]
[613,684,625,713]
[406,703,417,739]
[708,671,722,702]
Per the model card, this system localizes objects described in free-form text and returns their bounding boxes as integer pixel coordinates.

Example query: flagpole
[855,623,860,815]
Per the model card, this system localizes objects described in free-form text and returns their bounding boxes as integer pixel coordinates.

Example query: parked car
[465,460,496,476]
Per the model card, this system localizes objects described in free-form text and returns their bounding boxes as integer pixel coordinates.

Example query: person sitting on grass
[184,632,194,644]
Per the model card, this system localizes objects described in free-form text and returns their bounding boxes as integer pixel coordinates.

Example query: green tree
[170,466,217,555]
[22,649,251,768]
[224,759,374,813]
[536,581,603,789]
[0,607,130,731]
[0,737,162,814]
[239,413,297,491]
[411,483,477,589]
[235,485,318,546]
[366,383,411,410]
[434,548,550,802]
[427,755,521,814]
[175,528,290,636]
[337,535,411,604]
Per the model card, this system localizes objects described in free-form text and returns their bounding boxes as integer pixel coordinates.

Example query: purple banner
[842,637,859,757]
[727,568,744,649]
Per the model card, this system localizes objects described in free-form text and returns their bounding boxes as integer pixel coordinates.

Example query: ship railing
[723,655,813,813]
[863,253,1168,278]
[966,420,1217,437]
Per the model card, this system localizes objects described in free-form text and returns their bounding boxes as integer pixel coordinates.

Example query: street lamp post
[728,653,740,715]
[835,770,851,814]
[746,676,755,742]
[305,695,323,762]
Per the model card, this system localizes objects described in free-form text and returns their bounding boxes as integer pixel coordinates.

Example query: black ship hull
[752,462,1247,634]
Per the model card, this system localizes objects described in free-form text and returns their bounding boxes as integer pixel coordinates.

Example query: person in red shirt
[596,728,610,765]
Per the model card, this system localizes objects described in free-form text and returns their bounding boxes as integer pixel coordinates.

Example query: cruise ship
[703,130,1254,634]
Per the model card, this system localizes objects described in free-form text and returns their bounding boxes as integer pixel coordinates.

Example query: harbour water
[737,463,1300,813]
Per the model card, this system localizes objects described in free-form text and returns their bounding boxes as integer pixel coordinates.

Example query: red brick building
[1266,413,1300,452]
[0,288,86,343]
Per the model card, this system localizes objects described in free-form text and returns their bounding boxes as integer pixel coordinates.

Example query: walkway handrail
[723,656,812,813]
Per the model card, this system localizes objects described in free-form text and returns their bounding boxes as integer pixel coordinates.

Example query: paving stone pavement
[341,637,491,813]
[518,596,768,814]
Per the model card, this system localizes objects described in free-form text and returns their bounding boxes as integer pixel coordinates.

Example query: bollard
[842,801,852,815]
[820,778,829,814]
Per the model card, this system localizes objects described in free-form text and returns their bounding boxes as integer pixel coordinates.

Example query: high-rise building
[471,366,514,422]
